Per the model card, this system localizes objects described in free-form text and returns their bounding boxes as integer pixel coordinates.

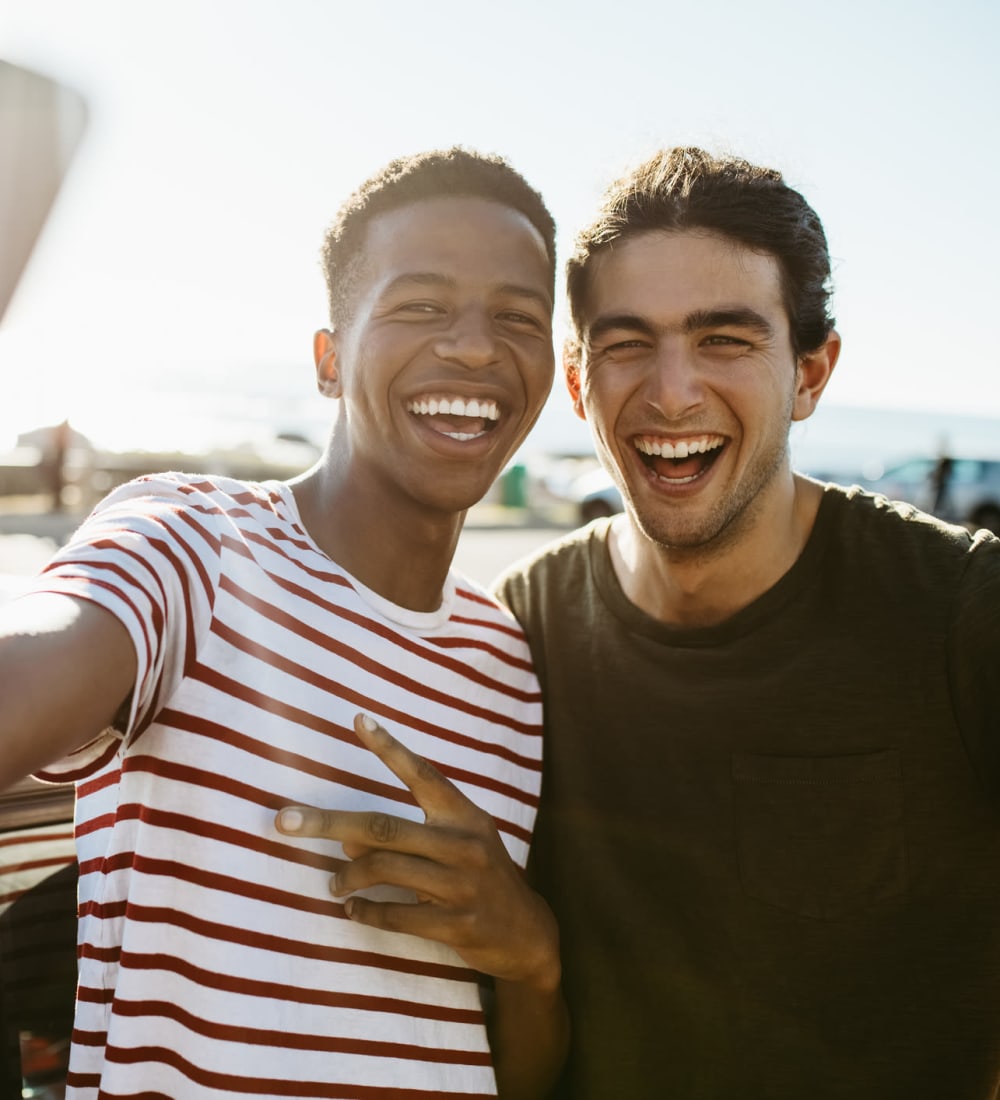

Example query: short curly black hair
[321,147,556,327]
[567,147,835,359]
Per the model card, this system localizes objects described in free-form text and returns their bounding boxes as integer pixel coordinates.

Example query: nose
[643,342,705,420]
[433,306,500,370]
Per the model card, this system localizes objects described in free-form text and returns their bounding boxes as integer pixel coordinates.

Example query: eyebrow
[381,272,552,310]
[586,307,775,342]
[585,314,656,343]
[684,308,774,337]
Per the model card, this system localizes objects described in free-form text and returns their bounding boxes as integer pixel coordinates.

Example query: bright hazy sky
[2,0,998,452]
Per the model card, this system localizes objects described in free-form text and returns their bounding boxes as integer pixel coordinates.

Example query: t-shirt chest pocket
[732,750,907,921]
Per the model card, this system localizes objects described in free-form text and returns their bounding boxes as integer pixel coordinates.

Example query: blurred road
[454,524,567,588]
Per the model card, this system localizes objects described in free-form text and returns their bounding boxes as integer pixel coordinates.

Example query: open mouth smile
[634,433,726,484]
[406,393,502,442]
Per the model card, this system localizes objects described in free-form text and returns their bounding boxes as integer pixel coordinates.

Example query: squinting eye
[702,335,749,346]
[499,311,543,328]
[605,340,647,351]
[399,302,442,314]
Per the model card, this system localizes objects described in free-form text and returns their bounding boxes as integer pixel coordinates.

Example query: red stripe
[80,765,122,798]
[429,633,536,675]
[79,950,482,1022]
[218,559,536,705]
[77,811,116,838]
[109,997,492,1063]
[79,899,478,984]
[126,715,538,829]
[214,594,538,721]
[36,733,119,784]
[448,610,526,641]
[112,798,348,873]
[454,586,498,608]
[126,743,414,815]
[185,650,541,775]
[71,1040,492,1098]
[43,550,160,675]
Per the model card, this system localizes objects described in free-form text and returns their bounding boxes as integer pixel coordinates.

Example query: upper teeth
[407,396,500,419]
[636,435,725,459]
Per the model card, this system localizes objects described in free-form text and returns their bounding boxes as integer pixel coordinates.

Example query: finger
[352,713,479,823]
[277,803,444,860]
[344,894,472,946]
[330,848,457,901]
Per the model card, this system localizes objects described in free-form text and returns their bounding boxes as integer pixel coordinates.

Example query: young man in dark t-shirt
[496,147,1000,1099]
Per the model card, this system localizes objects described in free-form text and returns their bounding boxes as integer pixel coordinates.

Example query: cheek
[527,349,556,394]
[582,367,632,418]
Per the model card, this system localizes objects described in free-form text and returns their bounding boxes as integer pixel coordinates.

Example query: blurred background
[2,0,999,560]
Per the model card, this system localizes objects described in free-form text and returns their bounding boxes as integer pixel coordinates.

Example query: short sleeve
[28,475,222,779]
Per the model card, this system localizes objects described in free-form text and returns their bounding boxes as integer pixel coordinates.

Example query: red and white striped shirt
[32,473,543,1099]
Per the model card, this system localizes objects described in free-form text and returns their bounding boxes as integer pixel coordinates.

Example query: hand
[275,713,560,993]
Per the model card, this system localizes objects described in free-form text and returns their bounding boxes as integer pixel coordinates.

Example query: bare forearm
[489,971,569,1099]
[0,594,135,787]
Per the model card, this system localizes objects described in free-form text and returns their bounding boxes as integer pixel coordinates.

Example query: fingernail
[360,714,378,732]
[344,897,355,919]
[279,808,304,832]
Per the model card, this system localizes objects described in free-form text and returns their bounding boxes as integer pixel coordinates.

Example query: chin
[415,483,494,518]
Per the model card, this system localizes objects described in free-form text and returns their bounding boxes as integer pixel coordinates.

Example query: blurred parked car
[570,466,623,524]
[864,456,1000,534]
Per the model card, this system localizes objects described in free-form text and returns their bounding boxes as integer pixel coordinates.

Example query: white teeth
[635,435,724,458]
[406,396,500,420]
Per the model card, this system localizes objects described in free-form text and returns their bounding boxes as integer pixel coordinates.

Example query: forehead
[356,196,553,305]
[582,230,786,326]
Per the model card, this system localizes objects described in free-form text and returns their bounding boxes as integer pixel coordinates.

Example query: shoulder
[451,567,531,637]
[81,472,293,543]
[41,474,296,593]
[493,520,607,619]
[815,484,1000,635]
[823,481,991,569]
[96,471,283,518]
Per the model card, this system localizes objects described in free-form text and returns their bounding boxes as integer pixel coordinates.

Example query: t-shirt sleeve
[948,531,1000,800]
[28,475,221,780]
[491,554,537,631]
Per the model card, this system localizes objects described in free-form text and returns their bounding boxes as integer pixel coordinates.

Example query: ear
[563,339,587,421]
[791,330,841,422]
[314,328,342,399]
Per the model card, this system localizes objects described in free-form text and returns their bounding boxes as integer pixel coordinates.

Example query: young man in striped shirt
[0,149,566,1098]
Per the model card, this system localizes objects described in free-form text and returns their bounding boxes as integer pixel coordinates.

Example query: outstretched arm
[276,713,568,1098]
[0,592,136,789]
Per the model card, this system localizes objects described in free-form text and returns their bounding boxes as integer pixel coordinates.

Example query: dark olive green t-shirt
[496,485,1000,1100]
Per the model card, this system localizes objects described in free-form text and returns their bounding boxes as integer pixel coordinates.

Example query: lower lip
[409,414,500,454]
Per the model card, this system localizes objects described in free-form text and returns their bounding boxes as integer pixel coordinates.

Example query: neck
[288,455,464,614]
[610,473,824,628]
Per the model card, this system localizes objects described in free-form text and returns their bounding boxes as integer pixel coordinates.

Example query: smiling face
[319,196,555,516]
[570,230,828,554]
